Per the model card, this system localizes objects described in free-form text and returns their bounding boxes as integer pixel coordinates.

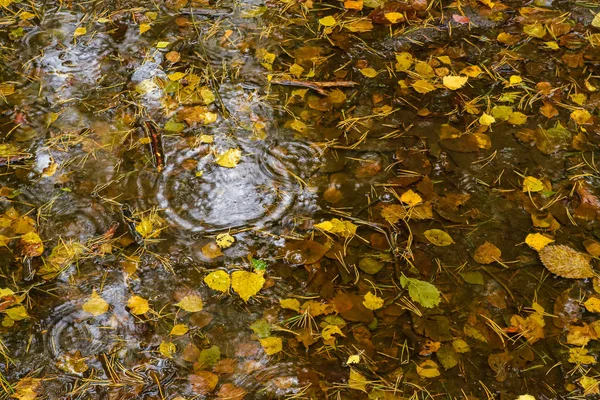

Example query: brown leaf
[539,245,594,279]
[473,242,502,264]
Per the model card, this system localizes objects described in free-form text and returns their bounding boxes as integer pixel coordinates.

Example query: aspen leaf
[231,270,265,302]
[348,369,367,391]
[570,109,592,125]
[314,218,357,237]
[204,270,231,293]
[139,23,151,34]
[424,229,454,246]
[460,65,482,77]
[290,119,306,132]
[176,295,204,312]
[215,233,235,249]
[442,75,468,90]
[522,176,544,192]
[5,305,28,321]
[215,148,241,168]
[362,291,384,310]
[20,232,44,257]
[74,27,87,37]
[322,325,345,341]
[568,348,596,365]
[280,298,300,312]
[400,189,422,206]
[400,275,441,308]
[509,75,522,85]
[585,297,600,313]
[159,341,176,358]
[259,336,282,355]
[127,295,150,315]
[412,80,436,94]
[479,113,495,126]
[508,111,527,125]
[384,12,404,23]
[473,241,501,264]
[523,24,546,38]
[593,13,600,28]
[416,360,440,378]
[347,354,360,364]
[319,16,336,27]
[525,233,554,251]
[170,324,189,336]
[359,68,378,78]
[289,63,304,77]
[395,52,413,71]
[168,72,186,81]
[82,290,109,316]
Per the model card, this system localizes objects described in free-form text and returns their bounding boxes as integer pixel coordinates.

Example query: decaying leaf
[215,148,242,168]
[473,242,501,264]
[424,229,454,246]
[538,245,594,279]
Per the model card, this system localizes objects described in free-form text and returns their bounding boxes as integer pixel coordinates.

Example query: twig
[270,78,358,95]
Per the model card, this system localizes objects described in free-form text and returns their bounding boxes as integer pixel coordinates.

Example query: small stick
[142,120,165,172]
[270,78,358,95]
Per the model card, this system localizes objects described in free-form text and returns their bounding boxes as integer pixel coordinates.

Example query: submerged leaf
[259,337,283,355]
[176,295,204,312]
[82,290,109,316]
[400,275,441,308]
[538,245,594,279]
[127,295,150,315]
[424,229,454,246]
[215,149,242,168]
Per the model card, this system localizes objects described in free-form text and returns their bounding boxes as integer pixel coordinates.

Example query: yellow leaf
[359,68,378,78]
[290,119,306,133]
[570,93,587,106]
[522,176,544,192]
[135,217,154,239]
[524,233,554,251]
[384,12,404,23]
[319,16,337,27]
[156,41,170,48]
[20,11,35,20]
[544,41,559,50]
[289,63,304,78]
[362,291,384,310]
[568,348,596,365]
[460,65,482,77]
[571,109,592,125]
[6,305,28,321]
[0,0,13,6]
[347,354,360,364]
[424,229,454,246]
[74,27,87,37]
[231,270,265,302]
[139,23,151,34]
[199,134,213,144]
[200,87,215,105]
[259,336,283,355]
[170,324,189,336]
[82,290,109,317]
[437,56,451,65]
[412,79,436,94]
[215,148,242,168]
[159,341,176,358]
[168,72,186,81]
[442,75,468,90]
[400,189,422,206]
[215,233,235,249]
[395,52,413,71]
[314,218,357,237]
[509,75,522,85]
[322,325,345,341]
[20,232,44,257]
[204,270,231,293]
[508,111,527,125]
[348,369,367,391]
[175,295,203,312]
[280,298,301,312]
[127,295,150,315]
[523,24,546,39]
[479,113,495,126]
[584,297,600,313]
[593,13,600,28]
[416,360,441,378]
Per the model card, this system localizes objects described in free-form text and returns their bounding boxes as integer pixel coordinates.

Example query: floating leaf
[139,23,151,34]
[167,72,186,81]
[473,242,501,264]
[215,148,241,168]
[461,65,482,77]
[442,75,468,90]
[159,341,176,358]
[395,52,413,71]
[5,305,28,321]
[539,245,593,279]
[359,68,378,78]
[412,80,436,94]
[424,229,454,246]
[348,369,367,391]
[198,345,221,367]
[215,233,235,249]
[20,232,44,257]
[400,275,441,308]
[280,298,301,312]
[314,218,357,237]
[571,109,592,125]
[176,295,204,312]
[523,24,546,39]
[318,16,336,27]
[384,12,404,23]
[127,295,150,315]
[525,233,554,251]
[593,13,600,28]
[321,325,345,342]
[479,113,495,126]
[522,176,544,193]
[231,270,265,302]
[259,337,283,355]
[82,290,109,316]
[204,270,231,293]
[416,360,441,378]
[170,324,189,336]
[568,348,596,365]
[400,189,422,206]
[74,27,87,37]
[189,371,219,395]
[362,292,384,310]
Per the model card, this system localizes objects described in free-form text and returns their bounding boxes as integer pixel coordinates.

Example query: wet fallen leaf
[348,369,367,391]
[568,348,596,365]
[424,229,454,246]
[473,242,502,264]
[215,148,242,168]
[362,291,384,310]
[82,290,109,316]
[176,295,204,312]
[584,297,600,313]
[570,109,592,125]
[170,324,189,336]
[412,79,436,94]
[20,232,43,257]
[231,270,265,302]
[522,176,544,192]
[314,218,357,237]
[259,337,283,355]
[442,75,468,90]
[400,275,441,308]
[127,295,150,315]
[400,189,422,206]
[525,233,554,251]
[280,298,300,312]
[204,270,231,293]
[319,16,337,27]
[189,371,219,395]
[159,341,176,358]
[479,113,495,126]
[416,360,440,378]
[73,27,87,37]
[215,233,235,249]
[538,245,594,279]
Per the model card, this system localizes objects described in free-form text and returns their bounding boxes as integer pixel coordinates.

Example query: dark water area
[1,0,600,399]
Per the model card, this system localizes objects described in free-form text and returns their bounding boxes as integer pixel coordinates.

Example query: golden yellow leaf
[395,52,413,71]
[416,360,441,378]
[231,270,265,302]
[139,23,151,34]
[460,65,482,77]
[168,72,186,81]
[280,298,301,312]
[442,75,468,90]
[348,369,367,391]
[215,233,235,249]
[509,75,522,85]
[20,232,44,257]
[525,233,554,251]
[289,63,304,78]
[585,297,600,313]
[384,12,404,23]
[290,119,306,133]
[593,13,600,28]
[204,270,231,293]
[523,24,546,39]
[200,87,215,105]
[412,79,436,94]
[522,176,544,193]
[479,113,495,126]
[508,111,527,125]
[318,16,337,27]
[259,336,282,355]
[20,11,35,20]
[362,291,384,310]
[437,56,451,65]
[347,354,360,364]
[82,290,109,316]
[359,68,378,78]
[571,109,592,125]
[170,324,189,336]
[159,341,176,358]
[424,229,454,246]
[314,218,357,237]
[473,242,501,264]
[568,348,596,365]
[322,325,345,341]
[570,93,587,106]
[400,189,422,206]
[135,217,154,239]
[127,295,150,315]
[215,148,241,168]
[74,27,87,37]
[175,295,204,312]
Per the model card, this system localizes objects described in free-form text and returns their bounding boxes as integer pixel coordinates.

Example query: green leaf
[249,319,271,338]
[251,257,267,272]
[400,274,441,309]
[164,118,185,133]
[198,345,221,367]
